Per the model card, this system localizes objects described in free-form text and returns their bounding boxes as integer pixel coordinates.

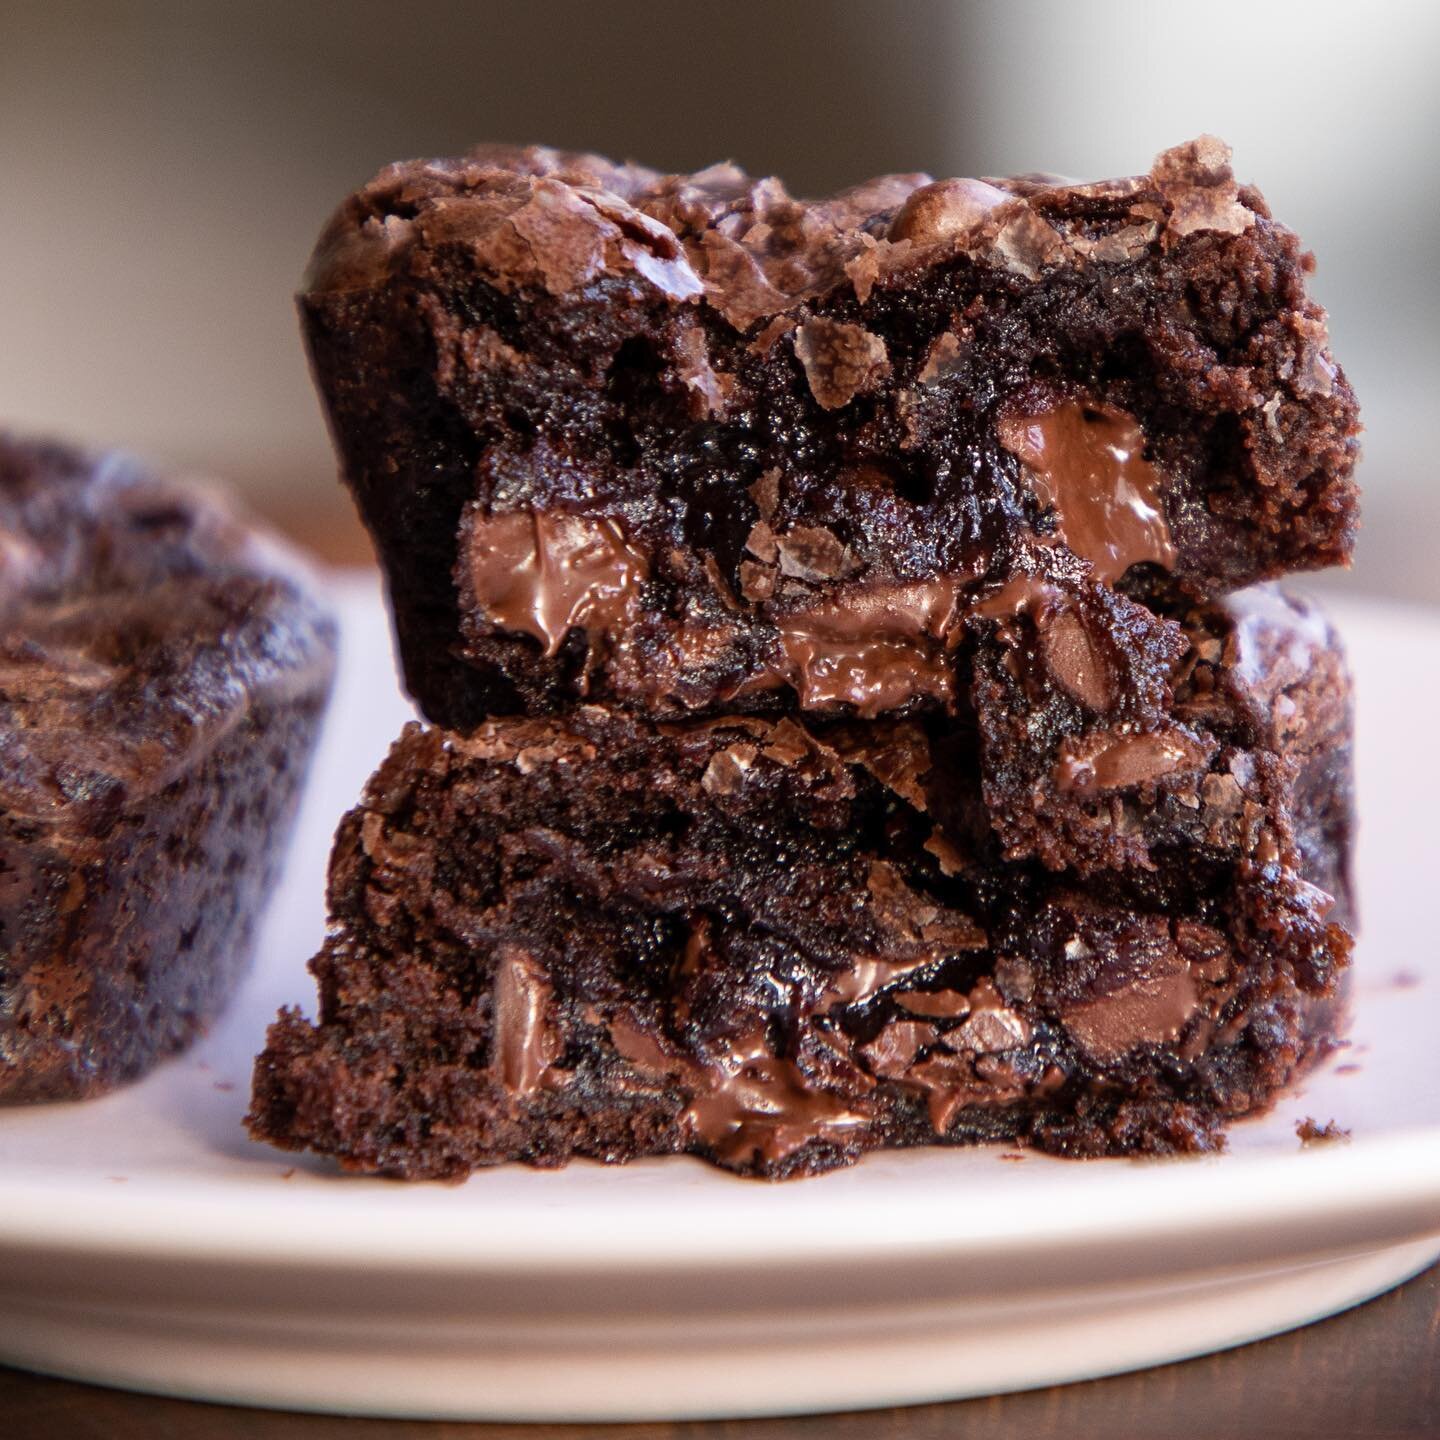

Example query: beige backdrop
[3,0,1436,597]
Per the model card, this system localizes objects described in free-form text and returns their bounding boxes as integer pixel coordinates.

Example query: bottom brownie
[249,677,1353,1179]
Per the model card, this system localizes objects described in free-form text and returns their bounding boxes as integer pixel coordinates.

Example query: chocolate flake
[793,318,889,410]
[774,524,852,582]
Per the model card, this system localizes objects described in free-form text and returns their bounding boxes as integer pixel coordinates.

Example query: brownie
[300,136,1359,732]
[969,585,1353,875]
[0,435,337,1102]
[248,594,1352,1178]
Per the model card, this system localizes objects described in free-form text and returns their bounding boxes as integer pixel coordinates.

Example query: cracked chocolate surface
[248,592,1352,1179]
[0,435,337,1101]
[301,136,1358,734]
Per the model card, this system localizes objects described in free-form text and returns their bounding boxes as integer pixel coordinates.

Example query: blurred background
[3,0,1437,597]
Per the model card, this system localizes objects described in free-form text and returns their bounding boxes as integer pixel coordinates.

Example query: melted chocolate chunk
[489,946,563,1095]
[997,402,1177,583]
[775,578,963,717]
[461,508,648,658]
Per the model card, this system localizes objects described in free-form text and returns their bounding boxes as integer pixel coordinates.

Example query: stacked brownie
[249,137,1360,1177]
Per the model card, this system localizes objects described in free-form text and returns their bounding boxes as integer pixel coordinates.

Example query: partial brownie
[248,596,1351,1179]
[301,136,1358,731]
[0,436,337,1102]
[969,586,1353,875]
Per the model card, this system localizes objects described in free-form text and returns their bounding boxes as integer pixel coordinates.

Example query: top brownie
[302,137,1359,730]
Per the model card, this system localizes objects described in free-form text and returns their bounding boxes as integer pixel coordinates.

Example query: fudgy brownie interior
[301,137,1359,729]
[971,586,1352,874]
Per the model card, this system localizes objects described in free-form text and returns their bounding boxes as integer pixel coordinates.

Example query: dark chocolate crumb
[1297,1117,1351,1146]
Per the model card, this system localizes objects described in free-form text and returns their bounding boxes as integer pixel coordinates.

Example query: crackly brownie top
[0,435,336,831]
[308,136,1270,323]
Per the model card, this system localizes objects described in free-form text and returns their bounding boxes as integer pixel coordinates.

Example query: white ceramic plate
[1,576,1437,1423]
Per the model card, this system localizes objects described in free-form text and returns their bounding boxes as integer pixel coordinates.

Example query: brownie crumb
[1297,1118,1351,1146]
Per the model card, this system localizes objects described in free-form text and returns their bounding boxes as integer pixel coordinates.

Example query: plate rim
[1,1122,1437,1273]
[1,585,1437,1280]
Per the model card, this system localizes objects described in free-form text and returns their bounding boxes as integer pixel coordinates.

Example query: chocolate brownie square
[300,137,1358,731]
[248,592,1351,1178]
[0,436,337,1101]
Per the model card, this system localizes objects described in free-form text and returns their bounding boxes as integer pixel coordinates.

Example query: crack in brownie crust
[300,137,1359,733]
[0,436,338,1101]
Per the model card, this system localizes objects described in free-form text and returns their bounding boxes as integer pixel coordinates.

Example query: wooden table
[8,504,1437,1437]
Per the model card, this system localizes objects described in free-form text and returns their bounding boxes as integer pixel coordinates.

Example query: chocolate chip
[1056,728,1211,794]
[1039,606,1114,711]
[1063,960,1199,1061]
[887,178,1008,246]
